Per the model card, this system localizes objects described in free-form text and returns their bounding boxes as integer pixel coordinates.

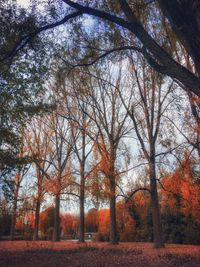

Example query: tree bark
[10,196,18,241]
[78,127,86,243]
[149,156,164,248]
[79,170,85,243]
[158,0,200,75]
[33,199,41,241]
[109,176,118,244]
[64,0,200,96]
[53,193,60,241]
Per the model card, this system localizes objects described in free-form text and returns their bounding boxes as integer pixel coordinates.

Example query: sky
[13,0,189,215]
[17,0,30,8]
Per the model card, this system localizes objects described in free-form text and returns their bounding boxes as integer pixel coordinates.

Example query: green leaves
[0,1,52,177]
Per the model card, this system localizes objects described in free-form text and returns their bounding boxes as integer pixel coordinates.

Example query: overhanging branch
[63,0,200,96]
[61,46,142,70]
[1,11,82,63]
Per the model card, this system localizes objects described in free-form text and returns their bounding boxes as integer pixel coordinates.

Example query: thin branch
[125,187,151,203]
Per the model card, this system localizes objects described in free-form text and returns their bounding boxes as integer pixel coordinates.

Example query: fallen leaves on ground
[0,241,199,267]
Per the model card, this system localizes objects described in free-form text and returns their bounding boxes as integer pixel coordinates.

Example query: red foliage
[116,201,135,241]
[161,158,200,222]
[61,213,77,235]
[85,208,98,232]
[97,209,110,237]
[16,212,35,232]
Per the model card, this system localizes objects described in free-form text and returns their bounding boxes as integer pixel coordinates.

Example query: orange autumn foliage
[133,191,151,221]
[97,209,110,237]
[85,208,98,232]
[161,159,200,223]
[93,142,113,177]
[43,179,61,195]
[116,201,135,241]
[15,212,35,232]
[39,207,55,235]
[60,213,75,235]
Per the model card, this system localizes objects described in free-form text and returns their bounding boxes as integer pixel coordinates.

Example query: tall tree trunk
[149,157,164,248]
[10,196,18,241]
[79,170,85,243]
[10,173,20,241]
[53,193,60,241]
[33,199,41,241]
[109,176,118,244]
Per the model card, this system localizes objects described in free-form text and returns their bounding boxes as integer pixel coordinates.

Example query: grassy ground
[0,241,200,267]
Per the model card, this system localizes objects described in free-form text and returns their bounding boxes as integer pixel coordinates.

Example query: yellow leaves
[44,179,61,195]
[162,18,177,53]
[107,1,121,13]
[92,141,114,177]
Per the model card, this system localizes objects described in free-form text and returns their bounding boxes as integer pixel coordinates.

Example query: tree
[25,117,53,240]
[61,213,76,237]
[120,53,175,247]
[74,64,130,244]
[54,67,95,243]
[116,201,135,242]
[97,208,110,241]
[50,111,73,242]
[6,129,31,241]
[67,88,93,243]
[85,208,98,233]
[40,206,55,239]
[162,157,200,223]
[62,0,200,96]
[161,157,200,244]
[3,0,200,97]
[161,24,200,161]
[126,188,153,242]
[0,198,11,239]
[0,1,50,178]
[38,108,74,242]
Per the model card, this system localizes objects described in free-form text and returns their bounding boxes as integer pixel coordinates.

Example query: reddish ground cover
[0,241,199,267]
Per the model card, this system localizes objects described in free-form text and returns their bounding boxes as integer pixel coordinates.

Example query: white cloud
[17,0,30,8]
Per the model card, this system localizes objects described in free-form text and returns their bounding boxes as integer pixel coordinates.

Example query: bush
[0,212,11,239]
[40,207,55,237]
[93,232,109,242]
[24,232,33,240]
[41,235,47,240]
[46,227,53,240]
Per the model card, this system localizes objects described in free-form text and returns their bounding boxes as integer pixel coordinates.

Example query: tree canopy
[2,0,200,95]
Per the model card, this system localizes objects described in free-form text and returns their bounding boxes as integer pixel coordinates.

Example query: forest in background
[1,156,200,245]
